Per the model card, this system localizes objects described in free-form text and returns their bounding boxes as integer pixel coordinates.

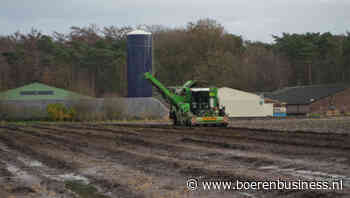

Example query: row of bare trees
[0,19,350,97]
[152,19,291,92]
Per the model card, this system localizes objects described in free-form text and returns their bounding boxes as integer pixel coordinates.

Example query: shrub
[307,113,321,118]
[69,99,125,121]
[47,103,76,121]
[0,101,22,121]
[102,98,125,121]
[70,100,95,121]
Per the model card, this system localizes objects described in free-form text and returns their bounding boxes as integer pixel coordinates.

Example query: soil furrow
[0,128,146,198]
[0,123,348,198]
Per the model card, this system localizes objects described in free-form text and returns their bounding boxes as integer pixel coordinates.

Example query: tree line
[0,19,350,97]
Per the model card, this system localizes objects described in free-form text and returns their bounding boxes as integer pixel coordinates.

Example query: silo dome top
[127,30,152,35]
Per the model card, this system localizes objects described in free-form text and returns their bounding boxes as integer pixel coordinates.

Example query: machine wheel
[173,115,179,126]
[186,120,192,127]
[221,123,228,127]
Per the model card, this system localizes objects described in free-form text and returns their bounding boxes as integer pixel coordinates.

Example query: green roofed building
[0,82,92,100]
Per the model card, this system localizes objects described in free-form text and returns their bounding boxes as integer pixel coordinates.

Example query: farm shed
[0,83,168,120]
[266,84,350,115]
[0,82,92,100]
[218,87,273,117]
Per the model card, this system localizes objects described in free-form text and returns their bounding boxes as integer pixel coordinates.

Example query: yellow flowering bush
[47,103,76,121]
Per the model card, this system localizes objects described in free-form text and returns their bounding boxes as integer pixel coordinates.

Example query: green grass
[65,181,109,198]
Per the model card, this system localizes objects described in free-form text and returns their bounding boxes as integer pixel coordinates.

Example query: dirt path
[0,123,349,198]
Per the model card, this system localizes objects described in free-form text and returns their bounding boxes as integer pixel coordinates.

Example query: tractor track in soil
[40,124,350,162]
[71,124,350,173]
[80,123,350,150]
[30,125,350,184]
[61,123,350,163]
[0,123,349,197]
[0,126,253,197]
[0,127,146,198]
[41,123,350,156]
[14,126,279,183]
[27,124,342,169]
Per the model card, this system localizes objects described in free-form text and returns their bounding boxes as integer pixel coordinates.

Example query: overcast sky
[0,0,349,42]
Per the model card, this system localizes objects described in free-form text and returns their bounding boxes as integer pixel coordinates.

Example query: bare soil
[230,117,350,134]
[0,122,349,198]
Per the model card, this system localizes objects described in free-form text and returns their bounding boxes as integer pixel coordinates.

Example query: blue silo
[127,30,153,97]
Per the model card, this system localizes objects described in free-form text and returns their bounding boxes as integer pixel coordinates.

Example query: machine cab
[190,88,219,116]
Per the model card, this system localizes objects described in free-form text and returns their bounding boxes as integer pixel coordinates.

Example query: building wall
[0,98,168,120]
[286,104,310,115]
[221,100,273,117]
[218,87,273,117]
[310,88,350,114]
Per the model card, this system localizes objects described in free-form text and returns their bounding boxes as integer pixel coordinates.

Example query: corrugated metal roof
[266,84,349,105]
[0,82,93,100]
[218,87,261,100]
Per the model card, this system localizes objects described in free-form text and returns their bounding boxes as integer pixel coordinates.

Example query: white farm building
[218,87,273,117]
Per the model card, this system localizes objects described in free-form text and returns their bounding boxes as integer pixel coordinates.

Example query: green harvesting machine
[144,72,229,127]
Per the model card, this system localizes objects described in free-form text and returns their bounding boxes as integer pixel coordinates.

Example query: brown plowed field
[0,123,349,198]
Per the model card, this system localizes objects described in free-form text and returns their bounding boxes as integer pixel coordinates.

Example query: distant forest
[1,18,350,97]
